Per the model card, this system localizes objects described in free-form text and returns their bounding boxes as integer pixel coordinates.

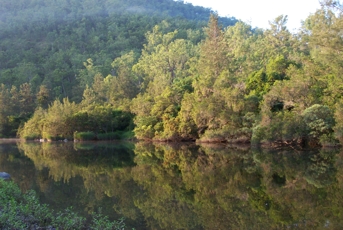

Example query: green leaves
[302,104,335,139]
[6,0,343,145]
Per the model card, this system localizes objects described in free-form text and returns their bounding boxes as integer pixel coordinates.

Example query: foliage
[74,131,97,141]
[3,0,343,146]
[301,104,335,140]
[334,99,343,142]
[19,100,134,141]
[17,107,46,140]
[251,111,305,144]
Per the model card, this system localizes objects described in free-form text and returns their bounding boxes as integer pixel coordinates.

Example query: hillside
[0,0,237,99]
[3,0,343,147]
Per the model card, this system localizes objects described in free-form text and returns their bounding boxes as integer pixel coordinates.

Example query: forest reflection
[1,141,342,229]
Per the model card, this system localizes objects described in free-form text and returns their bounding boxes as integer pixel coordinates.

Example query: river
[0,140,342,229]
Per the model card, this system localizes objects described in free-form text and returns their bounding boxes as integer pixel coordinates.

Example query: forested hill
[3,0,343,148]
[0,0,236,29]
[0,0,237,98]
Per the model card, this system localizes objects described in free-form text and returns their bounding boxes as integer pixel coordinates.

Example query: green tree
[18,107,46,140]
[193,14,228,97]
[19,83,35,117]
[107,51,140,109]
[263,15,293,58]
[302,104,335,142]
[42,98,79,140]
[0,85,12,136]
[131,25,196,140]
[179,14,253,142]
[225,21,262,80]
[246,55,294,99]
[302,1,343,105]
[36,85,50,109]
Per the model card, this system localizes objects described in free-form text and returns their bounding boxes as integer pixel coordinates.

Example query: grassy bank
[0,179,128,230]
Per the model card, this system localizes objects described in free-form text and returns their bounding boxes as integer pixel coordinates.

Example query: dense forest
[1,0,343,147]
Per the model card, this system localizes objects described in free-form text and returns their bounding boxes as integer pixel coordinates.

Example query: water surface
[0,141,342,229]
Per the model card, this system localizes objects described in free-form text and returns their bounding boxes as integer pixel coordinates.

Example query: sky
[183,0,322,31]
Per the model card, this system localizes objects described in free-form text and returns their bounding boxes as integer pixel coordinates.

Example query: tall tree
[131,25,196,140]
[193,14,229,97]
[302,0,343,106]
[19,83,35,117]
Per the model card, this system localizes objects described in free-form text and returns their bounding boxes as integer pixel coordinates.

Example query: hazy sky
[184,0,321,31]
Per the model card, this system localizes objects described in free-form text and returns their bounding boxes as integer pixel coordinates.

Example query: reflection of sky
[183,0,321,31]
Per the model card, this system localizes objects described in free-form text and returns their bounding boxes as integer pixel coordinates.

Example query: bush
[74,131,96,141]
[22,134,41,141]
[319,133,339,147]
[133,116,158,140]
[198,129,228,143]
[302,104,335,140]
[251,111,305,145]
[251,125,267,145]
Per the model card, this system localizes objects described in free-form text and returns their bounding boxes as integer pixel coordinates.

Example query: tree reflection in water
[0,141,342,229]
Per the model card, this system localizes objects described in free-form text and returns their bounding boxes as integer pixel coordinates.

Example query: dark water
[0,140,343,229]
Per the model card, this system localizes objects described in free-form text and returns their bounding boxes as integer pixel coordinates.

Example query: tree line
[3,0,343,146]
[0,0,235,139]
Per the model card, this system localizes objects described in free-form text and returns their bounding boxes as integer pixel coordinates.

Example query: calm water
[0,140,342,229]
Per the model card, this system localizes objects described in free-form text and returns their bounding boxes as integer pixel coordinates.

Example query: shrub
[302,104,335,140]
[133,116,158,139]
[251,111,305,145]
[74,131,96,141]
[198,128,230,143]
[22,134,41,141]
[251,125,267,145]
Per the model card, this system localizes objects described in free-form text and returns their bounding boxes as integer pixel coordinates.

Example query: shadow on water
[0,141,343,229]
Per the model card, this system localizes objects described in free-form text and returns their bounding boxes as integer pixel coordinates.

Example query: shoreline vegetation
[0,179,128,230]
[0,1,342,148]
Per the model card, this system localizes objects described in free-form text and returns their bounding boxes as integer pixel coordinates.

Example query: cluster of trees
[3,0,343,146]
[0,0,236,140]
[0,0,236,101]
[126,0,343,146]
